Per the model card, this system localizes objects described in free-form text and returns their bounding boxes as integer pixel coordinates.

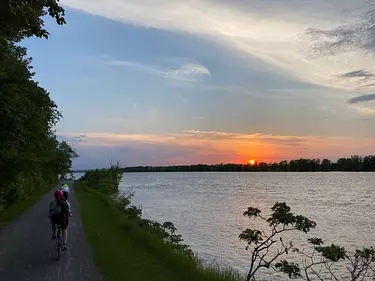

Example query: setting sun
[248,159,256,165]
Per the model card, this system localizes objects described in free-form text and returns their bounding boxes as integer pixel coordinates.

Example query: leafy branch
[240,203,375,281]
[239,202,316,281]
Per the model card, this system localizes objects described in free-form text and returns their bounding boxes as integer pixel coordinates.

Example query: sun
[248,159,256,165]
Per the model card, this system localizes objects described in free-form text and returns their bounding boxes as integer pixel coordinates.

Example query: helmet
[61,186,69,193]
[54,190,64,199]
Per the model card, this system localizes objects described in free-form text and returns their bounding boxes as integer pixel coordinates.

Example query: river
[77,172,375,279]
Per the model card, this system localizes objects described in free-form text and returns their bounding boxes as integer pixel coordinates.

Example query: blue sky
[23,0,375,168]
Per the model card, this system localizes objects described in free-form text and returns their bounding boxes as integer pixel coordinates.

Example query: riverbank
[75,168,243,281]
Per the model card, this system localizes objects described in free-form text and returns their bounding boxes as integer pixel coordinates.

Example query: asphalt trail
[0,181,103,281]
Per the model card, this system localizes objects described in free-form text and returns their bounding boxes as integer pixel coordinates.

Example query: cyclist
[60,184,70,200]
[48,190,71,250]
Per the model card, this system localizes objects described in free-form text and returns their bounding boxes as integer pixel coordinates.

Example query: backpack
[56,198,69,215]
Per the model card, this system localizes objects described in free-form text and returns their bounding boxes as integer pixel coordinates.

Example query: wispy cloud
[57,134,88,144]
[164,63,211,80]
[62,0,375,91]
[107,59,159,74]
[338,70,375,80]
[352,105,375,115]
[361,83,375,88]
[307,5,375,55]
[106,58,210,82]
[348,94,375,104]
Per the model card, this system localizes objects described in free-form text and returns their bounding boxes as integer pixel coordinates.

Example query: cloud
[338,70,375,80]
[348,94,375,104]
[164,63,211,79]
[307,4,375,55]
[58,130,375,168]
[107,59,160,74]
[62,0,375,91]
[57,134,88,144]
[350,105,375,116]
[106,58,210,82]
[361,83,375,88]
[305,3,375,89]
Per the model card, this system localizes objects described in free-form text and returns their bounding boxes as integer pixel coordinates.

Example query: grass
[0,183,53,229]
[75,181,243,281]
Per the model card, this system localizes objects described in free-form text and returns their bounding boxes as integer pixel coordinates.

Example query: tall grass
[75,165,244,281]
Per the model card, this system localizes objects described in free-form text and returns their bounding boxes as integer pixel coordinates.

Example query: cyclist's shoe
[51,235,56,240]
[63,243,68,251]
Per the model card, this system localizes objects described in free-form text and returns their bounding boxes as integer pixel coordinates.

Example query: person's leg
[62,228,67,243]
[51,217,57,239]
[62,215,69,250]
[62,228,68,250]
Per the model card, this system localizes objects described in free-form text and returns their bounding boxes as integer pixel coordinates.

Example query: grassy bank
[0,182,53,229]
[75,167,243,281]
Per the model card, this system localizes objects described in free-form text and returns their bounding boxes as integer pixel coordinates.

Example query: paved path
[0,181,103,281]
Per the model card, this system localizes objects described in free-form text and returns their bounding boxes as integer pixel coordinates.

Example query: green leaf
[239,229,263,245]
[275,260,301,278]
[315,244,346,262]
[244,207,261,218]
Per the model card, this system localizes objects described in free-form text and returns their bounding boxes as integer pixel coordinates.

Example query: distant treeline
[73,155,375,173]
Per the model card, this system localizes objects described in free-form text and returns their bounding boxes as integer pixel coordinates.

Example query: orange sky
[59,130,375,167]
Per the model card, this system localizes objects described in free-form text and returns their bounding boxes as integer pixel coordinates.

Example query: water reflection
[78,172,375,279]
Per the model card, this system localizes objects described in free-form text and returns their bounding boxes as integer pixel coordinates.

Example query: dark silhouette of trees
[0,0,77,212]
[363,155,375,171]
[0,0,65,41]
[90,155,375,173]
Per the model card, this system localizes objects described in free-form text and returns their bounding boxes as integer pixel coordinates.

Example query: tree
[321,159,332,171]
[336,158,353,171]
[0,39,77,206]
[118,154,375,173]
[363,155,375,171]
[278,160,288,172]
[351,155,363,172]
[239,202,316,281]
[0,0,66,41]
[240,202,375,281]
[0,0,76,211]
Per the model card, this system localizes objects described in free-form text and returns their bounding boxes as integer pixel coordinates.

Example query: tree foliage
[92,155,375,173]
[0,0,66,41]
[240,203,375,281]
[79,162,123,194]
[0,0,76,212]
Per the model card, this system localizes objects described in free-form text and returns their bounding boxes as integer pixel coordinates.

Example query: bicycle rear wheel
[56,229,62,261]
[56,242,61,261]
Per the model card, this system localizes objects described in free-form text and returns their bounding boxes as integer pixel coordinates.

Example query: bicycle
[56,224,63,261]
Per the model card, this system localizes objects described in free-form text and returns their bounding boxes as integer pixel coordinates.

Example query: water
[116,172,375,279]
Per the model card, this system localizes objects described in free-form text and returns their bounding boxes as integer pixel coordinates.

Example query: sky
[23,0,375,169]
